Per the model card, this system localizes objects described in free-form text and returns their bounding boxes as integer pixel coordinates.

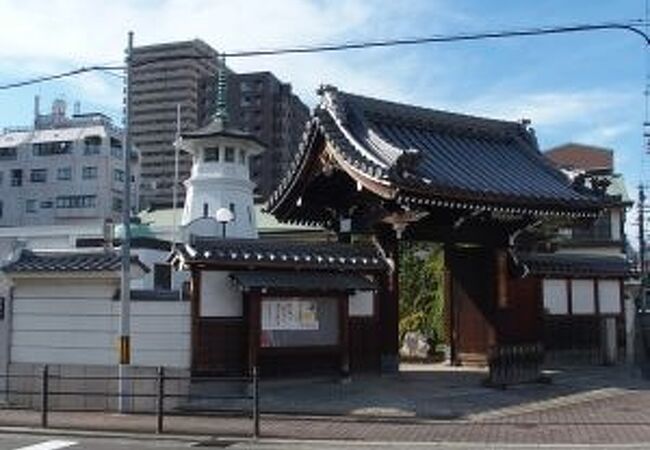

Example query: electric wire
[0,20,648,91]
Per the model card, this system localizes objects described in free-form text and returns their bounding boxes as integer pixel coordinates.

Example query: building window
[25,199,37,213]
[55,195,97,209]
[204,147,219,162]
[225,147,235,162]
[112,197,123,212]
[0,200,3,218]
[239,149,246,165]
[0,171,3,186]
[82,166,98,180]
[154,263,172,290]
[0,147,17,161]
[30,168,47,183]
[10,169,22,186]
[84,136,102,155]
[247,205,253,225]
[40,200,53,209]
[33,141,72,156]
[57,167,72,181]
[229,202,236,221]
[114,169,125,182]
[203,203,209,218]
[110,138,123,159]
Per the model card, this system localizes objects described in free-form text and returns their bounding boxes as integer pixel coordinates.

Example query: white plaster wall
[598,279,622,314]
[200,271,243,317]
[183,179,257,238]
[572,279,595,314]
[349,291,374,317]
[10,277,190,368]
[130,248,166,290]
[542,279,568,315]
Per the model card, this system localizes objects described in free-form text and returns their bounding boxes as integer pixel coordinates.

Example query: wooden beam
[375,226,399,373]
[190,268,201,372]
[339,293,350,377]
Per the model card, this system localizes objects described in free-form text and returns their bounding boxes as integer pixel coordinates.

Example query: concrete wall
[6,363,190,412]
[11,277,191,368]
[0,276,10,402]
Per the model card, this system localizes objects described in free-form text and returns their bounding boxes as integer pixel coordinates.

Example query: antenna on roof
[213,53,228,123]
[33,95,40,125]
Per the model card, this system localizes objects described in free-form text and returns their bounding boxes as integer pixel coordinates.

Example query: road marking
[13,440,77,450]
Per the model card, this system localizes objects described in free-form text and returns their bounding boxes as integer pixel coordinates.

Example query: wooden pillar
[376,227,399,373]
[247,291,261,376]
[190,268,201,372]
[339,294,350,377]
[443,267,457,365]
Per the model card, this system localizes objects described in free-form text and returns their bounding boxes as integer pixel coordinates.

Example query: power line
[0,20,648,91]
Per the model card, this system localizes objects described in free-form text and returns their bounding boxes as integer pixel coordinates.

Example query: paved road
[3,433,650,450]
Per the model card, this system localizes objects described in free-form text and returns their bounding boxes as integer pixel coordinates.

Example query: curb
[0,426,210,443]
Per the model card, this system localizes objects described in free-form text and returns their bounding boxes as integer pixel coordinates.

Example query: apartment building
[0,99,139,227]
[130,40,310,207]
[130,39,219,208]
[228,72,310,199]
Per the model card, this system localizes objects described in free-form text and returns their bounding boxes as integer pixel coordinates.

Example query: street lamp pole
[119,30,134,414]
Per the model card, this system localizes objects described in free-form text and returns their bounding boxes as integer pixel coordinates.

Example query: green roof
[137,205,322,235]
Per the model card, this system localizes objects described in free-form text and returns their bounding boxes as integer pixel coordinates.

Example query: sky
[0,0,646,239]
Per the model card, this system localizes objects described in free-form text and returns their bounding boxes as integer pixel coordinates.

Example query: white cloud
[452,90,632,127]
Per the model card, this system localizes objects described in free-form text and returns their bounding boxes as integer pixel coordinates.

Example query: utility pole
[640,184,646,283]
[119,30,134,414]
[172,104,181,252]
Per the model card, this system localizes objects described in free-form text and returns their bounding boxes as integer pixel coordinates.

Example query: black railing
[487,343,545,387]
[0,366,260,438]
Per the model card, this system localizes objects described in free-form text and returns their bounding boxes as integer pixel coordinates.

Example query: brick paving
[2,365,650,445]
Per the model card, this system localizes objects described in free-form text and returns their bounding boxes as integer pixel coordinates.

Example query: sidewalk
[2,364,650,445]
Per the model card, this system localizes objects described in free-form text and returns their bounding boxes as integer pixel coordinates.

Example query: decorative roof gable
[268,86,603,224]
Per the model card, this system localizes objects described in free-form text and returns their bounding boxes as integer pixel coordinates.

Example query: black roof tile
[519,253,632,278]
[2,250,149,274]
[268,86,603,219]
[179,238,385,272]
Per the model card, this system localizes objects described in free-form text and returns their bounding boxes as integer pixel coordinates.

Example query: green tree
[399,242,446,348]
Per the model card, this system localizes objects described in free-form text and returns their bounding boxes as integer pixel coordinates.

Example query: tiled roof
[519,253,632,278]
[230,271,376,292]
[2,250,149,274]
[179,238,385,271]
[181,117,265,148]
[268,86,603,222]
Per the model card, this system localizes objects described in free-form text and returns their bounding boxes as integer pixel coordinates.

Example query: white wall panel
[349,291,374,317]
[572,279,595,314]
[200,271,242,317]
[598,279,621,314]
[543,279,568,315]
[11,282,191,368]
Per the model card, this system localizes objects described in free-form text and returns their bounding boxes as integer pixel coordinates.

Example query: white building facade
[0,99,139,227]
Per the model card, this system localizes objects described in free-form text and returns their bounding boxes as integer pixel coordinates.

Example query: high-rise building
[0,99,139,227]
[129,40,310,207]
[130,39,219,208]
[228,72,310,199]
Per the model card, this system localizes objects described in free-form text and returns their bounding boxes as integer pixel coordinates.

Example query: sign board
[262,299,319,331]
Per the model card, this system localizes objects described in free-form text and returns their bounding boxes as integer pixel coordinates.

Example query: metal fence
[0,366,260,438]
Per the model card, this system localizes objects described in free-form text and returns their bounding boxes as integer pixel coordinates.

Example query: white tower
[180,117,265,239]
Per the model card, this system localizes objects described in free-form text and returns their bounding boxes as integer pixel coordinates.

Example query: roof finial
[214,53,228,123]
